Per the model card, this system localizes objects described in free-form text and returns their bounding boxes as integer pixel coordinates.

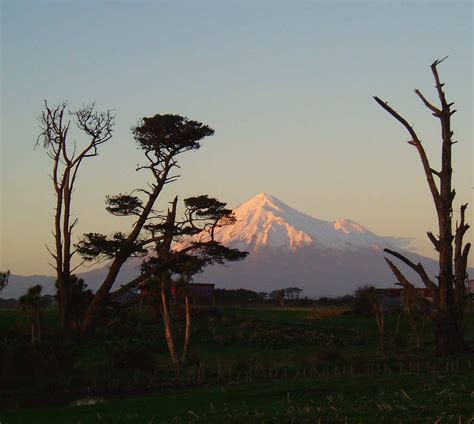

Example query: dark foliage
[214,288,265,305]
[105,194,144,217]
[352,285,378,316]
[132,114,214,155]
[0,271,10,292]
[76,232,146,262]
[316,295,354,306]
[55,276,93,331]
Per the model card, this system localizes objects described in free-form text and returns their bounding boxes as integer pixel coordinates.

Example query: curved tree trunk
[182,294,192,363]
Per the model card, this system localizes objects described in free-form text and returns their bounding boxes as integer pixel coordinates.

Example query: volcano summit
[186,193,435,297]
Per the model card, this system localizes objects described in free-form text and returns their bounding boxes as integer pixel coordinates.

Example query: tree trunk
[374,305,384,349]
[62,170,72,329]
[80,256,126,334]
[31,321,35,345]
[160,277,179,366]
[182,294,191,363]
[54,191,67,329]
[80,178,166,335]
[434,312,469,355]
[36,309,41,344]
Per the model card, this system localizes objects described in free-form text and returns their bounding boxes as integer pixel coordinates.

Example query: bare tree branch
[373,96,441,211]
[385,258,433,316]
[384,248,437,292]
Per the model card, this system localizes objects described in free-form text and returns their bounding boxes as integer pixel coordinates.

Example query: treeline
[214,288,354,306]
[0,295,56,310]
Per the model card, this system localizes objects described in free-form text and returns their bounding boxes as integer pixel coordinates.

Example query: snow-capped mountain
[205,193,409,253]
[186,193,438,297]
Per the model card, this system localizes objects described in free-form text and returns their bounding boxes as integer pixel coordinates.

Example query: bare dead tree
[37,101,114,329]
[374,58,471,354]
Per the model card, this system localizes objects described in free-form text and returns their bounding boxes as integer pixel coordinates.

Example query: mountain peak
[242,192,282,209]
[178,193,408,254]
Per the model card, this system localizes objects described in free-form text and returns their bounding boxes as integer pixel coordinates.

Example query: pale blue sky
[1,0,472,274]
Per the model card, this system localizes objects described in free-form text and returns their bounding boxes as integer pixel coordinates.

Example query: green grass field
[2,373,473,423]
[1,306,473,423]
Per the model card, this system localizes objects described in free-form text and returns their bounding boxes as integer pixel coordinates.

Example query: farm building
[376,288,433,311]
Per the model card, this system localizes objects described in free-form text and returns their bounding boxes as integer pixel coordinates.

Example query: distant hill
[4,263,141,299]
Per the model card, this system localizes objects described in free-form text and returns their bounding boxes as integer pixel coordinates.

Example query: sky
[0,0,472,275]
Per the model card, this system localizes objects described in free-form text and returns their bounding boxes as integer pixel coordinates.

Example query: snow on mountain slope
[186,193,409,253]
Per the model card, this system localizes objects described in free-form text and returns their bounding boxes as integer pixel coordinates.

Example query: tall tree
[37,102,114,329]
[374,58,471,354]
[76,114,217,334]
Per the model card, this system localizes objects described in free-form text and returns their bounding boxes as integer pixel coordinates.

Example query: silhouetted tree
[55,275,93,332]
[374,58,471,354]
[285,287,303,300]
[353,285,375,316]
[19,285,45,345]
[270,289,286,307]
[353,285,384,348]
[37,102,114,329]
[0,270,10,292]
[214,289,266,304]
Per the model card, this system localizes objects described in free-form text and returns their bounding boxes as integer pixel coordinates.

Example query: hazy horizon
[1,1,472,276]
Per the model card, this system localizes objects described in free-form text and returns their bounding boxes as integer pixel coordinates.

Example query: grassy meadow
[1,305,473,423]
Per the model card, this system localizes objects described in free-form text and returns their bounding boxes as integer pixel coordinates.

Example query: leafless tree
[374,58,471,354]
[37,102,114,329]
